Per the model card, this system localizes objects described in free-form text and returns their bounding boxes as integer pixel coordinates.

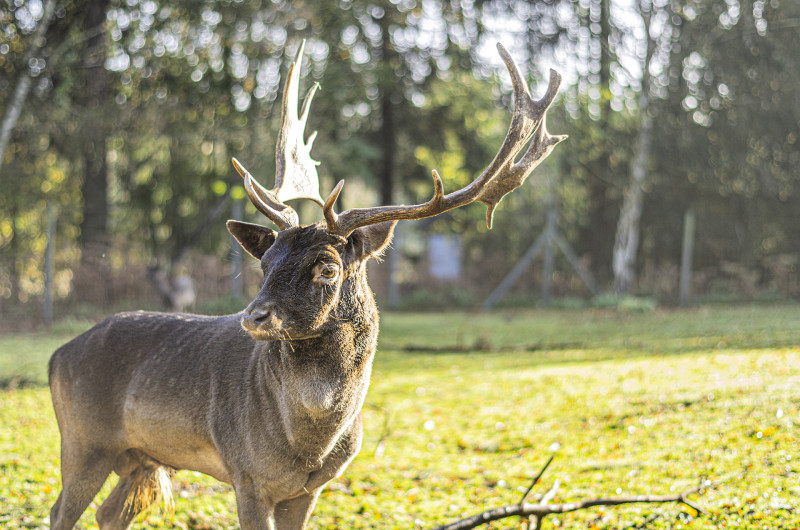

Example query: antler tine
[233,40,324,231]
[324,43,567,237]
[323,180,345,230]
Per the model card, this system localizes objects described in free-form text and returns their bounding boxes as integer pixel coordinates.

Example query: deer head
[227,219,394,341]
[227,41,566,341]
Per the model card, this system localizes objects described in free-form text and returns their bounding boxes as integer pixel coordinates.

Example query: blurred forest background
[1,0,799,324]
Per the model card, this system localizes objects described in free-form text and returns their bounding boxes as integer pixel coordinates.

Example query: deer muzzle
[241,301,284,339]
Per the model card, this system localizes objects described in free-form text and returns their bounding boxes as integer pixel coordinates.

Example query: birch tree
[611,0,676,293]
[0,0,56,176]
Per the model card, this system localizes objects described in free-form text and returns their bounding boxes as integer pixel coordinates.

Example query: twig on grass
[540,480,560,506]
[529,479,561,530]
[518,455,554,505]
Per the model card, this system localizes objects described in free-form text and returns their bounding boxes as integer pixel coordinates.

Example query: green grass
[1,305,799,528]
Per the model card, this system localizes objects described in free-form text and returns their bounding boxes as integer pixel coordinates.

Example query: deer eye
[313,262,340,284]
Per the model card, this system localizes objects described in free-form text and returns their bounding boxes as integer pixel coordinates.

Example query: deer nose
[243,301,282,330]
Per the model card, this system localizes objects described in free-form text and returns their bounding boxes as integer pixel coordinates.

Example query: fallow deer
[48,41,565,529]
[146,263,196,313]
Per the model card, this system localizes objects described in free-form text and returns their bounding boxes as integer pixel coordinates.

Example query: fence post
[230,198,244,298]
[43,203,57,325]
[679,209,695,306]
[387,223,400,309]
[541,202,557,307]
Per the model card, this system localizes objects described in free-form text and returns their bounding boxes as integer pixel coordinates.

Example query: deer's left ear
[348,221,397,261]
[227,220,278,260]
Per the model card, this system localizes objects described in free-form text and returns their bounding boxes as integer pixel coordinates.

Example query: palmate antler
[234,42,566,236]
[232,41,323,231]
[324,44,567,236]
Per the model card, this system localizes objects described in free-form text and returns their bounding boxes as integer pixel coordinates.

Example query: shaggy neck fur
[261,271,378,466]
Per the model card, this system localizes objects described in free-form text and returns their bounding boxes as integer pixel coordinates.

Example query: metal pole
[231,199,244,299]
[541,202,557,307]
[387,224,400,309]
[482,233,547,310]
[552,233,598,296]
[679,209,695,306]
[43,203,57,325]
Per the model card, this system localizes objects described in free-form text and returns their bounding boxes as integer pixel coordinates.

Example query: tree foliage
[1,0,799,312]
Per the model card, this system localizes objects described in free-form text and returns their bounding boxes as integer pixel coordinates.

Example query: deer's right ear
[226,220,278,260]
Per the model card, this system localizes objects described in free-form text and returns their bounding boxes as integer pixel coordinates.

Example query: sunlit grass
[1,305,798,528]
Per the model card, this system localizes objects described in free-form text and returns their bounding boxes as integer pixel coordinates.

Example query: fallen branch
[430,456,731,530]
[433,489,706,530]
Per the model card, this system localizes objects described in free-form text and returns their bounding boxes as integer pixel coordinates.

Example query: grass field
[1,305,799,529]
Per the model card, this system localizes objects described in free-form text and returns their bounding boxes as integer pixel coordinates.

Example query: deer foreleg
[234,476,276,530]
[274,491,321,530]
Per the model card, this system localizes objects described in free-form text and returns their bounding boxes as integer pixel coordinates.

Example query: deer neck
[259,304,378,461]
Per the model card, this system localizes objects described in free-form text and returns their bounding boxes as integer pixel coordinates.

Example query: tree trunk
[377,19,396,207]
[599,0,612,122]
[378,18,399,307]
[611,2,659,294]
[0,0,56,175]
[577,0,615,284]
[71,0,112,307]
[612,90,653,294]
[78,0,111,255]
